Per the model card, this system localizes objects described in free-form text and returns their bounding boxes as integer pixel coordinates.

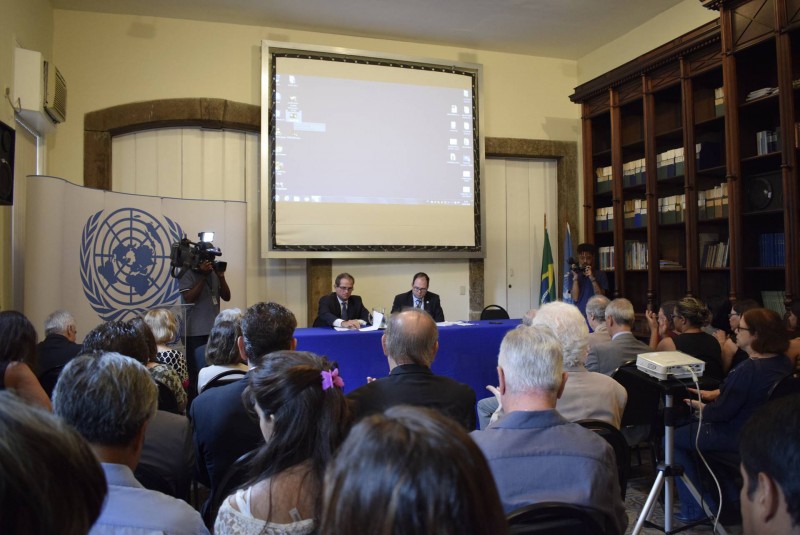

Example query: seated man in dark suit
[390,272,445,322]
[347,308,476,430]
[190,301,297,520]
[37,310,82,372]
[314,272,370,328]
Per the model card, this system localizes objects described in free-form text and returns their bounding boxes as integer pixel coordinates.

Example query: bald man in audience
[471,325,627,534]
[478,301,627,430]
[586,298,650,375]
[347,308,476,430]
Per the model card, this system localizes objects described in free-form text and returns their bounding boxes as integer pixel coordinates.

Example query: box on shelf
[714,87,724,117]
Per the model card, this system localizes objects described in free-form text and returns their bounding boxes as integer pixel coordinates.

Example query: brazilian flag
[539,228,555,305]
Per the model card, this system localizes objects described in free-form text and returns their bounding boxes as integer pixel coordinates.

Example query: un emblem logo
[80,208,183,322]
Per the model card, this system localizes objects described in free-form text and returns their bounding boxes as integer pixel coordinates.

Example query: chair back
[611,362,661,428]
[481,304,510,320]
[155,381,181,414]
[203,448,257,528]
[200,369,248,394]
[769,371,800,400]
[576,419,630,499]
[507,502,606,535]
[37,364,66,399]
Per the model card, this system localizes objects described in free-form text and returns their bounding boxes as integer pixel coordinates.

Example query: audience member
[82,320,194,500]
[313,272,370,329]
[36,309,82,372]
[197,320,248,394]
[586,294,610,341]
[52,353,208,534]
[391,271,445,322]
[0,391,106,535]
[645,300,678,350]
[191,301,297,518]
[675,308,794,523]
[658,296,724,381]
[470,325,627,534]
[478,301,627,430]
[586,298,650,375]
[144,308,189,390]
[714,299,759,375]
[347,308,476,430]
[0,310,51,410]
[194,308,243,380]
[739,395,800,535]
[321,405,507,535]
[568,243,609,318]
[215,351,350,534]
[129,316,187,413]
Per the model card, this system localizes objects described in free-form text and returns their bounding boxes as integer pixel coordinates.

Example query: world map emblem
[81,208,183,322]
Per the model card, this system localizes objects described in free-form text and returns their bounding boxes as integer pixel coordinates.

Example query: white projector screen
[261,43,484,258]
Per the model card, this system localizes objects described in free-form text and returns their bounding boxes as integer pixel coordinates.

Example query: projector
[636,351,705,381]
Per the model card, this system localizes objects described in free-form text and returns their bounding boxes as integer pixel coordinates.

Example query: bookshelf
[571,0,800,312]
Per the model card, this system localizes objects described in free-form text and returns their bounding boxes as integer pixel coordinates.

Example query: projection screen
[261,42,484,258]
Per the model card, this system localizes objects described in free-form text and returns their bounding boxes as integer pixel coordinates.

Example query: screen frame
[260,41,485,259]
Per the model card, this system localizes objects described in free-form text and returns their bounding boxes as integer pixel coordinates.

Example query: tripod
[632,388,728,535]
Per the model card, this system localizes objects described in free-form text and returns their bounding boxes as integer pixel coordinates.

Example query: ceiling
[51,0,688,60]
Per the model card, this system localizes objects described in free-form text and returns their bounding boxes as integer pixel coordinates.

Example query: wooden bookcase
[570,0,800,313]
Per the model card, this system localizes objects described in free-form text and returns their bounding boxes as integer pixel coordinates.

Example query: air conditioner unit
[13,47,67,134]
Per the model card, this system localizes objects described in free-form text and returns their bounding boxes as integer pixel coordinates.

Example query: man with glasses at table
[314,272,371,329]
[391,272,445,322]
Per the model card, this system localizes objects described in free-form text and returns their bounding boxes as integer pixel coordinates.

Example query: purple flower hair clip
[321,368,345,391]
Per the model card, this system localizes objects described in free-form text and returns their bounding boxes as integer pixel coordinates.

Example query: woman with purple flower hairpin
[214,350,351,534]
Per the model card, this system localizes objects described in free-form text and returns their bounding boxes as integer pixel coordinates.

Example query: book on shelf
[756,129,780,155]
[624,240,648,270]
[746,87,779,101]
[598,245,615,271]
[714,87,724,117]
[659,259,682,269]
[758,233,785,267]
[761,290,786,317]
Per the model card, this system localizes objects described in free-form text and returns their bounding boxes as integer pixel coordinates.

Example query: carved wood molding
[83,98,259,190]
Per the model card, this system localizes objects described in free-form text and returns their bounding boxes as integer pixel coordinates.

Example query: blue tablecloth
[294,318,520,397]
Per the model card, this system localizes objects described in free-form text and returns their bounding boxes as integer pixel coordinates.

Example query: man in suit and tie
[390,272,445,322]
[314,272,370,328]
[586,298,650,375]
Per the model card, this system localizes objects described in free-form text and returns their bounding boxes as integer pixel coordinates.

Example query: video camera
[170,232,227,279]
[567,257,587,275]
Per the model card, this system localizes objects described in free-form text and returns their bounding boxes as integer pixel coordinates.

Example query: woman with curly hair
[144,308,189,391]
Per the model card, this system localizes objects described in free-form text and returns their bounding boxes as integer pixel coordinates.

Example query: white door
[485,158,558,318]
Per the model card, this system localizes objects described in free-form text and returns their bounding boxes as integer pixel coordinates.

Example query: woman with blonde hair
[144,308,189,391]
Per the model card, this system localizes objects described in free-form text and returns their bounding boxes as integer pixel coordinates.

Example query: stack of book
[698,182,728,220]
[595,207,614,232]
[759,233,785,267]
[595,165,612,193]
[745,87,779,101]
[755,129,780,155]
[656,148,685,180]
[659,259,682,269]
[598,246,615,271]
[622,158,646,187]
[623,199,647,229]
[658,194,685,224]
[624,240,647,270]
[714,87,724,117]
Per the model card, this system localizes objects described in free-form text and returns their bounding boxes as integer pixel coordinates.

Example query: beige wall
[50,10,580,183]
[576,0,717,84]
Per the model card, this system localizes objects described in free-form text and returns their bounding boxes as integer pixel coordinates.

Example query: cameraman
[179,260,230,400]
[569,243,608,320]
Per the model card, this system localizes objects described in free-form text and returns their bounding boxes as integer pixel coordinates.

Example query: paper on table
[333,312,383,332]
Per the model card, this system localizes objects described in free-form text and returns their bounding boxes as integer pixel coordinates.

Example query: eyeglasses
[735,325,754,334]
[337,286,354,292]
[412,286,428,292]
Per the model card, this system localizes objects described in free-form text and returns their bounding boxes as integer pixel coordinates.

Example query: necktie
[341,301,348,319]
[415,298,422,309]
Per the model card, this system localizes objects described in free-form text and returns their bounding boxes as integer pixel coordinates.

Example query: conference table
[294,318,521,397]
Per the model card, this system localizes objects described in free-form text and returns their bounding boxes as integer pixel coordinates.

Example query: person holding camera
[180,259,231,400]
[569,243,608,320]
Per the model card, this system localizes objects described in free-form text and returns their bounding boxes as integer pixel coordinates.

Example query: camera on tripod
[170,232,226,279]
